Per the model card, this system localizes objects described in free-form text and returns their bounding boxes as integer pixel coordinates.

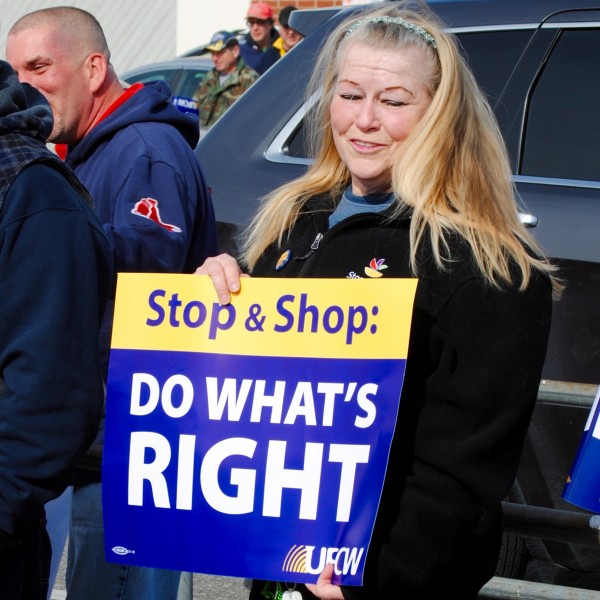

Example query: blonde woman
[198,2,559,598]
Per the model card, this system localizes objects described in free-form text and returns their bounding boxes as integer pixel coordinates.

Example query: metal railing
[482,380,600,600]
[502,502,600,546]
[480,577,600,599]
[537,379,598,409]
[175,381,600,600]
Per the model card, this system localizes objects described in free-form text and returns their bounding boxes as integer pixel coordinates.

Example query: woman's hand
[306,564,345,599]
[194,253,249,305]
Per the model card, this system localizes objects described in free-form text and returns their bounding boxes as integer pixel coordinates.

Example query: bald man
[7,7,217,600]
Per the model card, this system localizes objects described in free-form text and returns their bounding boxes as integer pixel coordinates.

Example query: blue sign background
[103,349,405,584]
[563,386,600,512]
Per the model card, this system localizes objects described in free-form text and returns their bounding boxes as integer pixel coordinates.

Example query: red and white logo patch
[131,198,182,233]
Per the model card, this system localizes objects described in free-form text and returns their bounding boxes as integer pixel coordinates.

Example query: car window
[177,69,209,99]
[124,68,179,87]
[521,28,600,181]
[285,121,306,159]
[455,30,532,104]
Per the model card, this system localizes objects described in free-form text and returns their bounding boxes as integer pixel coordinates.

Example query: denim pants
[46,486,72,594]
[66,482,182,600]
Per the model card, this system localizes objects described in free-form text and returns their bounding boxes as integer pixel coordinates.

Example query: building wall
[0,0,177,74]
[271,0,344,10]
[177,0,251,57]
[0,0,254,73]
[271,0,367,9]
[178,0,366,57]
[0,0,362,74]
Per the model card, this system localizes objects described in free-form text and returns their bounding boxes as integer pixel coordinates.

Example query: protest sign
[563,384,600,512]
[103,273,417,585]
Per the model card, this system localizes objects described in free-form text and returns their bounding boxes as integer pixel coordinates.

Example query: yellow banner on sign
[110,273,417,360]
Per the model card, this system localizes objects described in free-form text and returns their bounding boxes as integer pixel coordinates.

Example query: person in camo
[194,30,258,128]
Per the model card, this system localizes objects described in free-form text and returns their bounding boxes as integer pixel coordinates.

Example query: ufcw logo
[282,545,364,576]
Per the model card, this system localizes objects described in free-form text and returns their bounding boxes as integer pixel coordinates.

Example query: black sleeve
[0,164,110,534]
[344,272,552,599]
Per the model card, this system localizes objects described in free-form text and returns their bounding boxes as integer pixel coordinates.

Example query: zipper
[293,232,323,262]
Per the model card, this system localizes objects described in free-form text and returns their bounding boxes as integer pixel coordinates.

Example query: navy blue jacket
[65,81,217,374]
[64,81,217,482]
[0,62,113,534]
[239,31,281,75]
[66,81,216,278]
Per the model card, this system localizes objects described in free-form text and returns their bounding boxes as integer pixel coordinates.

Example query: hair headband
[345,15,436,49]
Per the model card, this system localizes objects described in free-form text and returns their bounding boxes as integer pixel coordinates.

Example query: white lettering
[128,431,171,508]
[355,383,377,428]
[305,545,325,574]
[206,377,252,421]
[162,374,194,418]
[328,444,370,521]
[284,382,317,425]
[317,382,345,426]
[176,434,196,509]
[305,546,365,576]
[204,377,378,428]
[200,437,257,514]
[341,546,364,576]
[263,441,323,519]
[250,380,285,423]
[130,373,160,416]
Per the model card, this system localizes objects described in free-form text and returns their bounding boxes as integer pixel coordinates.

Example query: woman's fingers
[194,253,247,305]
[305,564,344,599]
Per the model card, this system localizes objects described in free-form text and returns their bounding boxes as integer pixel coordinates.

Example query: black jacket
[252,194,552,599]
[0,62,113,540]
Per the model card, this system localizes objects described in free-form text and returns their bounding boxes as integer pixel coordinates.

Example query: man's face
[211,45,239,76]
[7,24,92,144]
[280,25,302,52]
[246,18,272,48]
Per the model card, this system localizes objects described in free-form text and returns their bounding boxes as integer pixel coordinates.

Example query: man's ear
[87,53,108,94]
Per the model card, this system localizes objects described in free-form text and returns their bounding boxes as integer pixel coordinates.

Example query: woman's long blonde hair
[242,2,560,296]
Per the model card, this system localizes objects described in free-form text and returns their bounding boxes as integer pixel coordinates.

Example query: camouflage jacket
[194,58,258,127]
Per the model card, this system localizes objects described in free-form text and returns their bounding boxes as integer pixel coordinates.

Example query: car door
[499,12,600,385]
[492,9,600,576]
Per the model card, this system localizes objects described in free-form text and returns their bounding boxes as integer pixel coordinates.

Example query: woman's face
[330,41,433,196]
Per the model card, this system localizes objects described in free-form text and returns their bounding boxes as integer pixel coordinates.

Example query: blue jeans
[66,483,182,600]
[45,486,72,597]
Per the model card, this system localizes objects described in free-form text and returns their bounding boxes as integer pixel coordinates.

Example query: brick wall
[268,1,345,19]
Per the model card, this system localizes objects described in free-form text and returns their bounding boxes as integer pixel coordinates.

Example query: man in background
[274,5,303,57]
[0,59,112,599]
[7,7,217,600]
[239,1,281,75]
[195,30,258,128]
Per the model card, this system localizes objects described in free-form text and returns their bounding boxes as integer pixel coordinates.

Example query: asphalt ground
[49,546,600,599]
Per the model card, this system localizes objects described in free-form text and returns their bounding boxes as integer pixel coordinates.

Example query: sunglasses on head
[246,18,269,26]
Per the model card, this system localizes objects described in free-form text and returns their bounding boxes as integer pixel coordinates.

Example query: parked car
[196,0,600,588]
[122,56,212,115]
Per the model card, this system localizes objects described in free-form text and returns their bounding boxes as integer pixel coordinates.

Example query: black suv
[196,0,600,587]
